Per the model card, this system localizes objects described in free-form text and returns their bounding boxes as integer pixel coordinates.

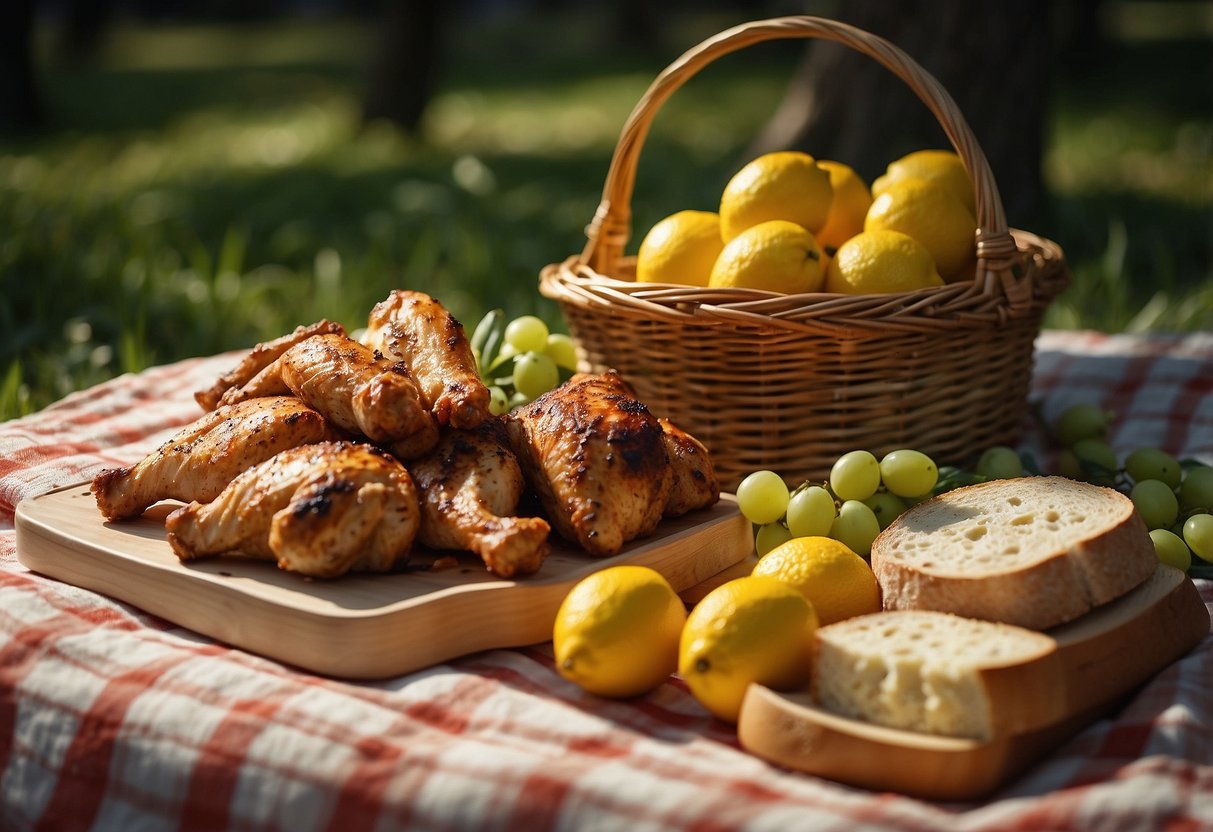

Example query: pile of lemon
[635,149,977,295]
[552,536,881,723]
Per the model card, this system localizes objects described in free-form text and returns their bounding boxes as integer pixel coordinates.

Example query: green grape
[863,491,907,530]
[878,449,938,498]
[1125,448,1182,489]
[544,333,579,371]
[830,450,881,501]
[1130,479,1179,530]
[513,352,559,399]
[786,486,836,538]
[503,315,550,354]
[1149,529,1192,571]
[975,446,1024,480]
[1057,444,1116,485]
[488,386,510,416]
[1180,466,1213,511]
[755,522,793,557]
[1053,403,1112,446]
[830,500,880,557]
[1057,448,1083,480]
[1183,513,1213,563]
[736,470,790,525]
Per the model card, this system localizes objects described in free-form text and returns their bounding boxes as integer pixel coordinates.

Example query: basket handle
[580,16,1026,306]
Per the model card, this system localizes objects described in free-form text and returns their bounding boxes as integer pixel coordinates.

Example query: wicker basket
[539,16,1069,491]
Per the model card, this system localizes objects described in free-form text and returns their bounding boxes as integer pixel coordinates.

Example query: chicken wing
[505,371,672,557]
[195,319,346,411]
[659,417,721,517]
[219,332,439,459]
[92,396,340,521]
[166,441,420,578]
[411,420,550,578]
[363,290,491,429]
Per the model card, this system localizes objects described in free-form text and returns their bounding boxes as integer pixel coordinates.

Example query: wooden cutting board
[737,564,1210,801]
[15,484,752,679]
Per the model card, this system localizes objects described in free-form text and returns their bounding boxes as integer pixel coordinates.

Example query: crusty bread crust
[871,477,1158,630]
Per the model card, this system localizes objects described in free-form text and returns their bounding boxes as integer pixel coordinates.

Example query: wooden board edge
[15,485,753,679]
[737,684,1112,802]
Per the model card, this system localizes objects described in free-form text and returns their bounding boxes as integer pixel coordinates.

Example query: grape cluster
[734,401,1212,576]
[736,449,940,558]
[470,311,578,414]
[1047,403,1213,572]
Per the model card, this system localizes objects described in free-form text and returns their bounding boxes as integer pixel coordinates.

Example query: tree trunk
[749,0,1051,226]
[0,0,44,133]
[364,0,442,133]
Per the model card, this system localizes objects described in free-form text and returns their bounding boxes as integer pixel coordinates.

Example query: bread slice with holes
[870,476,1157,631]
[812,610,1064,740]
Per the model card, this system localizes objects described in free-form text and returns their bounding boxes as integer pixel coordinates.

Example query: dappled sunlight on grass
[2,8,1210,419]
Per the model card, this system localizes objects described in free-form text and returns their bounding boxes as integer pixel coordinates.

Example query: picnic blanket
[2,329,1210,831]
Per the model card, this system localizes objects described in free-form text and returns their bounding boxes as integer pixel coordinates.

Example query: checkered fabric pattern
[2,331,1210,831]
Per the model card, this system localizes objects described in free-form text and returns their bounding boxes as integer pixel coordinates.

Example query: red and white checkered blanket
[2,330,1211,831]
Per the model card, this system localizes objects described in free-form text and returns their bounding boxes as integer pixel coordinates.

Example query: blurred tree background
[1,0,1210,420]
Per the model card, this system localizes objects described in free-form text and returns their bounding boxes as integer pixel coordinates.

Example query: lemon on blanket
[554,565,687,698]
[679,576,818,723]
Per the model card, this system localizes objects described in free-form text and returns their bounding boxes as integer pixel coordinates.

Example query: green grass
[2,7,1210,421]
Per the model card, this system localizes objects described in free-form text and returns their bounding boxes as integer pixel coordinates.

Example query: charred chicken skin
[658,417,721,517]
[411,419,550,578]
[218,332,439,459]
[92,396,340,521]
[505,371,673,557]
[363,290,491,430]
[195,319,347,411]
[166,441,420,578]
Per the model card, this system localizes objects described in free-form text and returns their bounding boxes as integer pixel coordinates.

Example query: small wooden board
[737,564,1210,801]
[15,484,752,679]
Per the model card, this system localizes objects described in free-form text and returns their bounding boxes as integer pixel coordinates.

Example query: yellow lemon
[554,565,687,698]
[635,210,725,286]
[679,575,818,723]
[825,229,944,294]
[709,220,824,294]
[719,151,833,241]
[864,177,977,281]
[751,536,882,625]
[872,149,975,215]
[815,160,873,253]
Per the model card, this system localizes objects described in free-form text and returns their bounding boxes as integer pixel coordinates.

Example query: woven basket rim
[542,228,1068,336]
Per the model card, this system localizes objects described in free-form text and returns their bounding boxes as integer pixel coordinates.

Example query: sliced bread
[870,476,1158,630]
[813,610,1063,741]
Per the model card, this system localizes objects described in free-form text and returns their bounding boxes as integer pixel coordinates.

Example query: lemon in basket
[825,230,944,294]
[679,575,818,723]
[865,177,977,281]
[751,536,881,625]
[553,565,687,698]
[872,149,975,214]
[636,210,725,286]
[719,151,833,241]
[709,220,824,294]
[815,160,873,253]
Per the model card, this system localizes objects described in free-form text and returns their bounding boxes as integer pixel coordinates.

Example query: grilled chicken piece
[166,441,420,578]
[219,332,439,459]
[92,396,340,521]
[411,420,550,578]
[195,320,346,411]
[505,371,673,556]
[363,290,491,429]
[659,418,721,517]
